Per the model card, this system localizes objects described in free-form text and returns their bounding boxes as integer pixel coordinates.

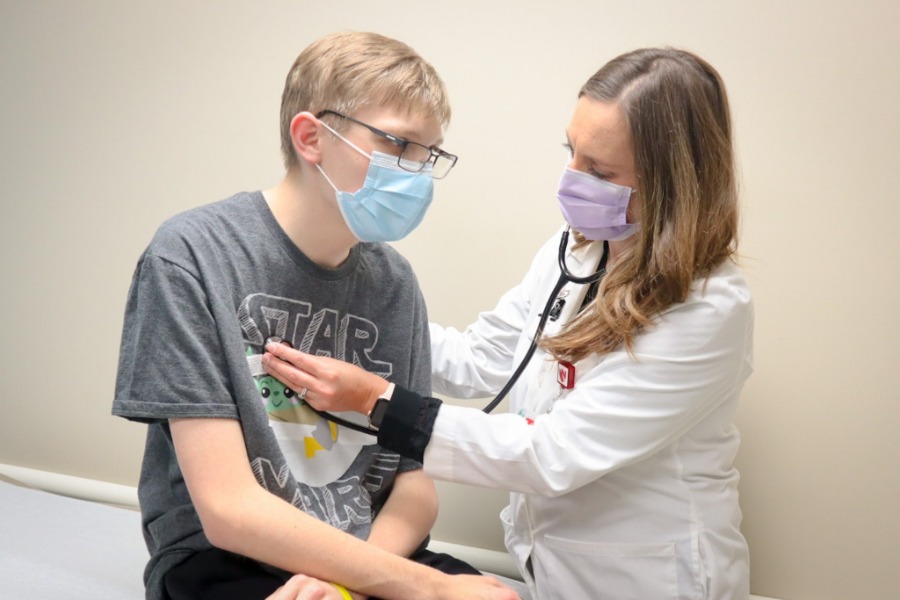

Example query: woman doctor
[263,47,754,600]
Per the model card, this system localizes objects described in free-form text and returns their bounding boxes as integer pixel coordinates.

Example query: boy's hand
[439,574,522,600]
[266,575,357,600]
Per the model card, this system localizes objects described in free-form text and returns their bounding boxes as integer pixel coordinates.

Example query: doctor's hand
[263,342,387,416]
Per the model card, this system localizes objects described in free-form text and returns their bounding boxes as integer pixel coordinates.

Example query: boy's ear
[289,112,323,165]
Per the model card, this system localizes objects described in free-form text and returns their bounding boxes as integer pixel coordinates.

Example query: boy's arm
[367,468,438,558]
[170,417,444,599]
[172,418,519,599]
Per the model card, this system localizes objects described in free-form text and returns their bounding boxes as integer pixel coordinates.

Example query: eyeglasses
[316,110,458,179]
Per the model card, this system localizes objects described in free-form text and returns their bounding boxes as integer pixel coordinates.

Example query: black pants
[164,546,480,600]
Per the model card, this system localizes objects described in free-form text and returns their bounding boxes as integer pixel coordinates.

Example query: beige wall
[2,1,898,598]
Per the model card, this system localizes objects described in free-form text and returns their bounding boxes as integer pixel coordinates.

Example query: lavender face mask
[556,166,637,241]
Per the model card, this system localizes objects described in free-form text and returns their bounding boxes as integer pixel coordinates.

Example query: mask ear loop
[315,162,341,192]
[315,119,371,196]
[318,119,372,160]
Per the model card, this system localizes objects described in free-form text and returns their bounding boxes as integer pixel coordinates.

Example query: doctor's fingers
[264,345,349,387]
[262,352,314,395]
[264,340,311,369]
[263,348,390,413]
[265,343,361,386]
[290,354,382,410]
[261,351,348,410]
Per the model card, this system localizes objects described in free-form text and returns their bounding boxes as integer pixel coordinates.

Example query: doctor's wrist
[362,378,393,416]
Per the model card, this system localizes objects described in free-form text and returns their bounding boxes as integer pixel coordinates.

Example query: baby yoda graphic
[256,374,301,414]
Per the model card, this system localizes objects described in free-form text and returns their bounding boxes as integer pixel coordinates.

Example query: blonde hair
[542,48,738,363]
[279,31,451,170]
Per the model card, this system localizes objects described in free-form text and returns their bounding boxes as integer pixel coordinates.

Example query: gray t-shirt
[113,191,430,600]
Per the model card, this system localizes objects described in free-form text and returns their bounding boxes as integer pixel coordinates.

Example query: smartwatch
[367,383,395,430]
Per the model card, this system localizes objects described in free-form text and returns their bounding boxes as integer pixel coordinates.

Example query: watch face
[369,398,390,429]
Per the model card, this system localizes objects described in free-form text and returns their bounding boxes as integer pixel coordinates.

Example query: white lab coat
[426,229,753,600]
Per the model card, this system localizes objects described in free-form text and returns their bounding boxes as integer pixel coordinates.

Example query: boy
[113,31,517,600]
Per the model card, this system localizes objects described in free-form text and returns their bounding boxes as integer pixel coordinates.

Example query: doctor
[263,47,754,600]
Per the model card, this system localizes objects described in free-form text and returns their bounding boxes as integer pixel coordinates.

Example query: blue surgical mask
[317,124,434,242]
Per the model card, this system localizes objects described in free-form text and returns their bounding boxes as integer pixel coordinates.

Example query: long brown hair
[542,48,738,363]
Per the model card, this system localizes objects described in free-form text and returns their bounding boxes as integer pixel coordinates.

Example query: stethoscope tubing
[482,229,606,413]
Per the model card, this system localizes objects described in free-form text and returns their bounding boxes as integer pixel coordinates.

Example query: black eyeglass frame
[315,110,458,179]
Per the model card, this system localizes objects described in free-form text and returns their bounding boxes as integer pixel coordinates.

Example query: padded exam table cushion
[0,479,147,599]
[0,478,532,599]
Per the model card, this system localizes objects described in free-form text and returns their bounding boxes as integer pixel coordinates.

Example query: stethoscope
[268,227,608,435]
[480,229,608,414]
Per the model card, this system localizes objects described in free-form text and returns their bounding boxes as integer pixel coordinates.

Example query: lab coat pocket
[533,535,679,600]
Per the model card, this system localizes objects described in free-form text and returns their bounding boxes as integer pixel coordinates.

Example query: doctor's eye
[562,142,574,158]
